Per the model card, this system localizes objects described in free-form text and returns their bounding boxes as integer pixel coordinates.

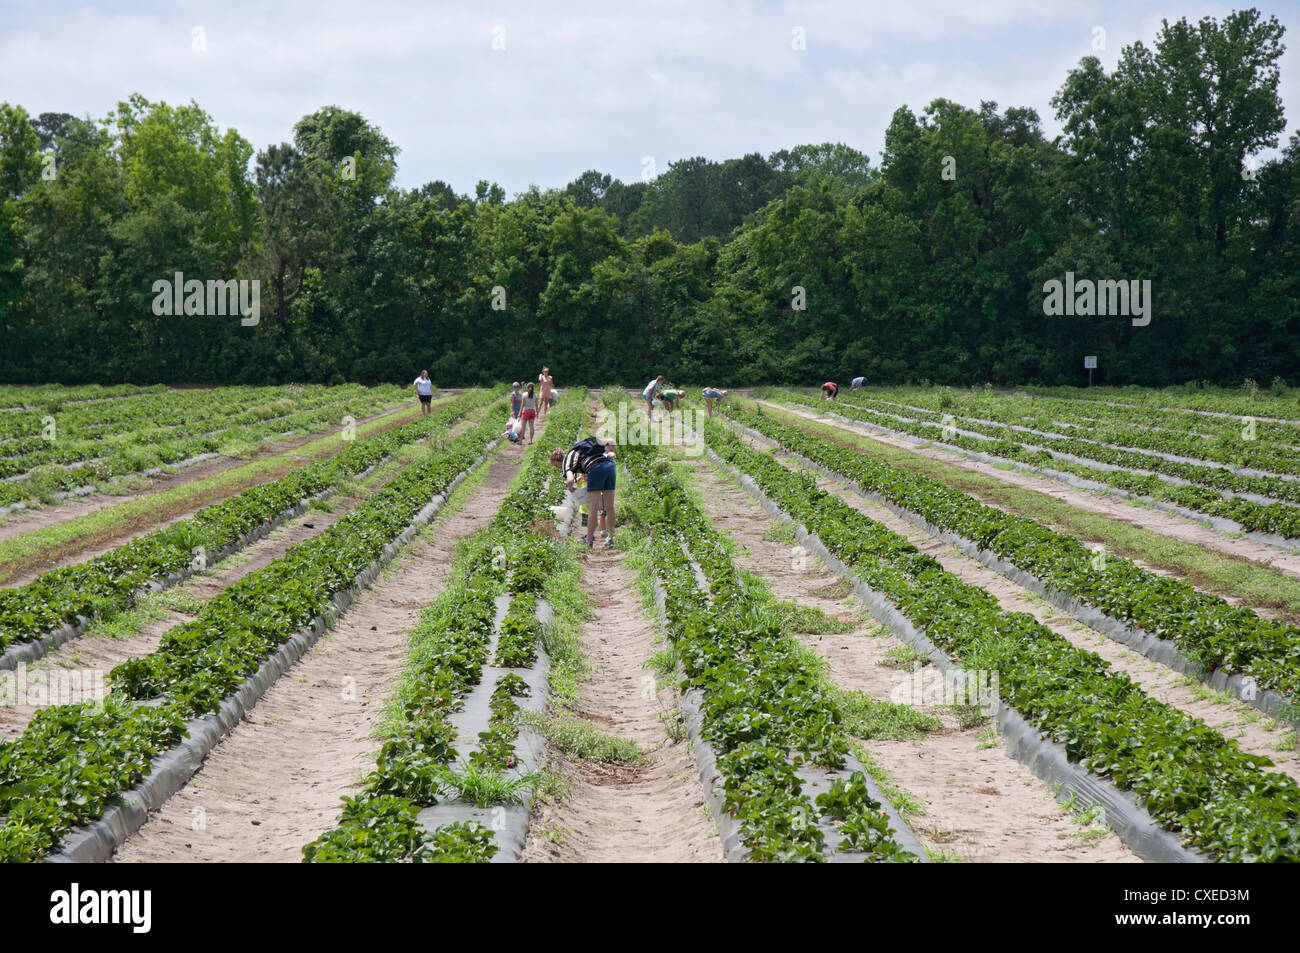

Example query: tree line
[0,9,1296,388]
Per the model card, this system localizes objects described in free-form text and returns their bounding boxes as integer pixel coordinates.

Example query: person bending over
[702,387,727,417]
[551,436,617,549]
[821,381,838,401]
[642,375,664,418]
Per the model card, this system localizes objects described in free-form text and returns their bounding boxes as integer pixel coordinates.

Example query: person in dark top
[550,437,617,549]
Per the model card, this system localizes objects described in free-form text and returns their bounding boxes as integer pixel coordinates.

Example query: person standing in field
[552,437,617,549]
[850,376,866,390]
[520,382,538,444]
[702,387,727,417]
[538,366,554,419]
[821,381,838,401]
[642,375,664,418]
[510,381,524,419]
[412,370,434,415]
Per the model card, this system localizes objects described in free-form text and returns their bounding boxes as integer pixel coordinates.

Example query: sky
[1,0,1297,196]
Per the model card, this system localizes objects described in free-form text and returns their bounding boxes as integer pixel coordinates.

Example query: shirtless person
[538,366,554,418]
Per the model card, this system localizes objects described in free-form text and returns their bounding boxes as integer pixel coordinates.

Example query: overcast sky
[1,1,1297,196]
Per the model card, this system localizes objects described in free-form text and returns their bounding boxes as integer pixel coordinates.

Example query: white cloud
[0,0,1294,194]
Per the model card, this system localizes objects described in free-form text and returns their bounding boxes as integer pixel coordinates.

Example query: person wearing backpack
[550,436,617,549]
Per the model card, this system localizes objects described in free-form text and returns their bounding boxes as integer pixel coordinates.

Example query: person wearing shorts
[413,370,433,414]
[660,388,683,412]
[520,383,538,444]
[552,440,617,549]
[821,381,838,401]
[850,376,866,390]
[702,387,727,417]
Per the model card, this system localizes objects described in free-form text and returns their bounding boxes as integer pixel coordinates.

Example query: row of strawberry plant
[0,388,409,491]
[827,389,1300,497]
[852,388,1300,472]
[0,383,165,411]
[723,403,1300,705]
[0,383,403,444]
[612,401,917,862]
[303,538,507,863]
[0,391,492,654]
[0,410,508,861]
[708,421,1300,861]
[108,412,505,710]
[772,390,1300,540]
[0,385,373,452]
[304,400,586,861]
[821,387,1300,499]
[1024,384,1300,422]
[2,384,407,458]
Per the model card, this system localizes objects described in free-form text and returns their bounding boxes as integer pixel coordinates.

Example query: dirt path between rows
[0,488,374,743]
[740,431,1300,788]
[760,399,1300,581]
[112,431,532,862]
[521,548,724,863]
[679,451,1137,863]
[0,405,418,585]
[3,421,482,743]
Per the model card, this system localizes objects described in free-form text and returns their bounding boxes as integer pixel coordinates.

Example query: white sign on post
[1084,355,1097,369]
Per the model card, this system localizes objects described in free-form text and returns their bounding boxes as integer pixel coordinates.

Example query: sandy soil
[112,430,532,862]
[520,548,724,863]
[753,442,1300,787]
[0,492,369,742]
[760,399,1300,585]
[679,452,1137,863]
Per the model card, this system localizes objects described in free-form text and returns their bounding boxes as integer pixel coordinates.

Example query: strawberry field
[0,382,1294,869]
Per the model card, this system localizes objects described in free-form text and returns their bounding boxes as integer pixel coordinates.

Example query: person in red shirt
[821,381,838,401]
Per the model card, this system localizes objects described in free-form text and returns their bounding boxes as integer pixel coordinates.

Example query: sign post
[1084,355,1097,387]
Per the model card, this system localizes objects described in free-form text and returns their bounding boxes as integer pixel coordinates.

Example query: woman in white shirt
[412,370,433,415]
[643,375,664,418]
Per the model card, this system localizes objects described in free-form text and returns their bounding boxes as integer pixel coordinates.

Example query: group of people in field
[505,367,557,445]
[821,376,866,401]
[411,368,863,553]
[640,376,729,418]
